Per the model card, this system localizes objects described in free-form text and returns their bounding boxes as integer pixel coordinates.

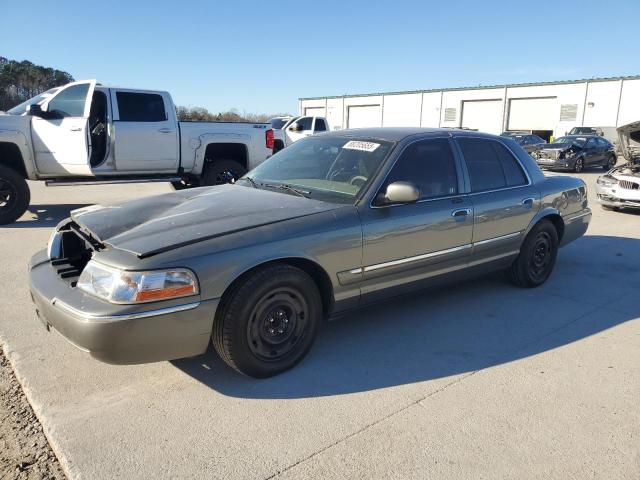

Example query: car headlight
[77,261,199,304]
[597,176,618,187]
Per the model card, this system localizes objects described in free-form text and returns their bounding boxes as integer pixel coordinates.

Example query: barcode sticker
[343,141,380,152]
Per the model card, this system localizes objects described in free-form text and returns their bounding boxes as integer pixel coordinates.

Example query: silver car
[29,128,591,377]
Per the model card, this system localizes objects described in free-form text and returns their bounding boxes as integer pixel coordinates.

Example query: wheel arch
[219,257,335,318]
[524,208,565,243]
[0,132,34,179]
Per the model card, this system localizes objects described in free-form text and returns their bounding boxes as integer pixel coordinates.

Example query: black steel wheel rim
[528,232,552,280]
[247,287,309,362]
[0,178,17,210]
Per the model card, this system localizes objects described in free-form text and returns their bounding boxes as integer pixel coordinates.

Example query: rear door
[313,118,328,133]
[110,90,179,171]
[358,137,473,302]
[454,136,539,265]
[583,137,601,167]
[31,80,96,175]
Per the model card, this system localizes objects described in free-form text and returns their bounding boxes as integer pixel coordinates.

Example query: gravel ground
[0,348,65,480]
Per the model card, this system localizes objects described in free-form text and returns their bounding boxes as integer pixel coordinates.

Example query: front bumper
[595,184,640,209]
[535,156,574,170]
[28,249,219,364]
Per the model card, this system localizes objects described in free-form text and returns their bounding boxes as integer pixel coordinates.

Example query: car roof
[320,127,500,142]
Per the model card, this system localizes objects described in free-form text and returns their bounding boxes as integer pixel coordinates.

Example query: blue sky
[2,0,639,115]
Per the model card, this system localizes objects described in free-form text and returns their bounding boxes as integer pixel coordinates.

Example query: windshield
[569,127,595,135]
[6,88,59,115]
[552,136,587,147]
[239,136,394,204]
[270,117,297,129]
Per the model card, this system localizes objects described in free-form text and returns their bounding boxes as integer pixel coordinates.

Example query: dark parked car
[501,133,547,154]
[533,135,617,172]
[29,128,591,378]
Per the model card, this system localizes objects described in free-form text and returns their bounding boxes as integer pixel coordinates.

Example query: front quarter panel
[146,206,364,314]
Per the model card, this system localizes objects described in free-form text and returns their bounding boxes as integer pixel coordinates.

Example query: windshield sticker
[343,140,380,152]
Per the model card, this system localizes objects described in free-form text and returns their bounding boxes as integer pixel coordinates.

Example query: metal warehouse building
[299,76,640,140]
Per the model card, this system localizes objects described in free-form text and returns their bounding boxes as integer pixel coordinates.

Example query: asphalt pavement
[0,172,638,479]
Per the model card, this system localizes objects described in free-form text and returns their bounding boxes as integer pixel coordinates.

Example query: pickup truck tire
[212,264,322,378]
[201,160,247,186]
[507,219,558,288]
[0,165,30,225]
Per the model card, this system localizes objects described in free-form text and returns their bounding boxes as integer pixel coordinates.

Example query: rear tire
[212,264,322,378]
[200,159,246,187]
[0,165,30,225]
[507,219,558,288]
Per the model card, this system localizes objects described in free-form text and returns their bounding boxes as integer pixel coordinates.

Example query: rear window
[457,138,527,192]
[116,92,167,122]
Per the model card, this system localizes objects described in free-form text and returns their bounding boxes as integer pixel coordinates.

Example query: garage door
[304,106,326,117]
[461,100,503,134]
[347,105,382,128]
[508,97,557,131]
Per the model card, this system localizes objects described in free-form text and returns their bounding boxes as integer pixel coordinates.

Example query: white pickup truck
[0,80,274,224]
[270,115,329,152]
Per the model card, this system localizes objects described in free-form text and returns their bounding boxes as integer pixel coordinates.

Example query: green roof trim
[299,75,640,101]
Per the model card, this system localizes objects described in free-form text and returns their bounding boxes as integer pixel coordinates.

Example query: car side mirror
[27,103,44,117]
[381,181,420,205]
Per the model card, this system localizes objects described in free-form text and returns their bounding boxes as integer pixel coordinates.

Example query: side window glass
[382,138,458,200]
[116,92,167,122]
[457,138,507,192]
[314,119,327,132]
[493,141,527,187]
[458,138,527,191]
[47,83,90,118]
[297,117,313,131]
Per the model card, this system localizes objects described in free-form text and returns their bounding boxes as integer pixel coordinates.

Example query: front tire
[507,220,559,288]
[604,154,617,170]
[212,264,322,378]
[573,157,584,173]
[200,159,246,187]
[0,165,30,225]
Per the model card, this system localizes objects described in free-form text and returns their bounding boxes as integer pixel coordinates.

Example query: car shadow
[4,204,90,229]
[173,235,639,399]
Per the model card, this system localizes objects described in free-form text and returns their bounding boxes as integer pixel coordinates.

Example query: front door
[454,136,540,265]
[285,116,313,144]
[31,80,96,175]
[358,137,474,303]
[110,90,179,171]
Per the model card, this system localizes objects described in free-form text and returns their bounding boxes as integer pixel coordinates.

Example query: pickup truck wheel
[508,220,558,288]
[0,165,30,225]
[201,160,246,186]
[212,264,322,378]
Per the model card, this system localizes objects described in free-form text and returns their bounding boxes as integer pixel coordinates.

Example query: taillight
[266,129,275,149]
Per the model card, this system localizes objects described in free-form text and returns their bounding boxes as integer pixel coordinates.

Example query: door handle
[69,127,82,132]
[522,197,535,208]
[452,208,472,217]
[158,128,174,133]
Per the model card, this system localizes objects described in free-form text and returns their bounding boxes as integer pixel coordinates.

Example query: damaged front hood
[539,144,575,152]
[617,120,640,162]
[608,163,640,180]
[70,184,340,257]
